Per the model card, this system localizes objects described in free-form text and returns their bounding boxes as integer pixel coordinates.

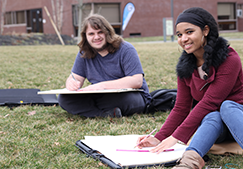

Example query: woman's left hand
[150,136,178,154]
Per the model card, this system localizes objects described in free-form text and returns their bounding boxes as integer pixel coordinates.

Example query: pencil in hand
[71,72,77,82]
[135,128,157,148]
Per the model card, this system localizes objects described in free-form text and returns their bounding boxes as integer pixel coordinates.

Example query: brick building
[1,0,243,38]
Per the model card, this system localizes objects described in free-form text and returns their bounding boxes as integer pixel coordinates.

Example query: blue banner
[122,2,135,31]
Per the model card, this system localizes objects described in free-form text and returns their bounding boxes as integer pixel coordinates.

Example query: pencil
[116,149,150,152]
[116,149,174,152]
[71,72,77,81]
[71,72,81,90]
[135,128,157,148]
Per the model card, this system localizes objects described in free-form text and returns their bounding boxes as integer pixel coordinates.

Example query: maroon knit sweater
[154,47,243,144]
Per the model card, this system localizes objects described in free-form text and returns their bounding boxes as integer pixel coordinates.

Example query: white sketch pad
[37,88,143,95]
[81,135,187,167]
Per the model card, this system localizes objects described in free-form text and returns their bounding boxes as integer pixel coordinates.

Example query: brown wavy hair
[77,14,123,59]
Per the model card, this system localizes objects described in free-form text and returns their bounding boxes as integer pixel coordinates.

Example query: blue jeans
[187,100,243,157]
[220,100,243,149]
[186,111,225,157]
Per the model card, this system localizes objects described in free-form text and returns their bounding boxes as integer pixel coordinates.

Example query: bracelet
[225,163,238,169]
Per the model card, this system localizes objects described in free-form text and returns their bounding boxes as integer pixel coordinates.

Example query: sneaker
[103,107,122,118]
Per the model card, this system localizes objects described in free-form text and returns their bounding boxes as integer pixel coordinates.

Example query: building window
[130,33,141,37]
[4,12,12,25]
[72,4,92,36]
[72,3,121,37]
[217,3,237,31]
[16,11,25,24]
[4,10,26,25]
[94,3,121,35]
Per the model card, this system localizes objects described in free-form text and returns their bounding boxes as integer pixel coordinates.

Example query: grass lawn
[124,32,243,43]
[1,37,243,168]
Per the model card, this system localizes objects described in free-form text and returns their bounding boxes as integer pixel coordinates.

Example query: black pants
[58,92,147,117]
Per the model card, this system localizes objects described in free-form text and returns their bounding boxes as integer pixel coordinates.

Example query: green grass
[1,37,243,168]
[124,32,243,43]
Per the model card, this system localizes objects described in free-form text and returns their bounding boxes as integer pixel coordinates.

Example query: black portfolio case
[0,89,58,108]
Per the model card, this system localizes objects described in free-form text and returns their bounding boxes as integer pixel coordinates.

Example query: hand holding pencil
[66,72,81,91]
[136,129,160,149]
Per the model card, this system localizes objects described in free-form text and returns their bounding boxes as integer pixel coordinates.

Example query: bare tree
[51,0,63,34]
[77,0,83,42]
[0,0,7,35]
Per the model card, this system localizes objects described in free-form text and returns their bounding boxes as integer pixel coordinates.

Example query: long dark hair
[176,7,230,80]
[77,14,123,59]
[185,7,219,80]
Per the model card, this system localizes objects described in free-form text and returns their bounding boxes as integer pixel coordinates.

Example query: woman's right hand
[136,136,160,149]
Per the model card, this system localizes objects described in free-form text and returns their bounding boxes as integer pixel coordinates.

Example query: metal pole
[163,18,166,42]
[171,0,174,42]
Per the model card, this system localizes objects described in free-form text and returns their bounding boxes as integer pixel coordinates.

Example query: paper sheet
[81,135,187,167]
[37,88,143,95]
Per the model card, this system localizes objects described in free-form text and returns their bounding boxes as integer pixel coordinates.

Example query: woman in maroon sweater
[137,7,243,169]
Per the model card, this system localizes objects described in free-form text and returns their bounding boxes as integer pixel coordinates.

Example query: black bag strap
[152,89,177,99]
